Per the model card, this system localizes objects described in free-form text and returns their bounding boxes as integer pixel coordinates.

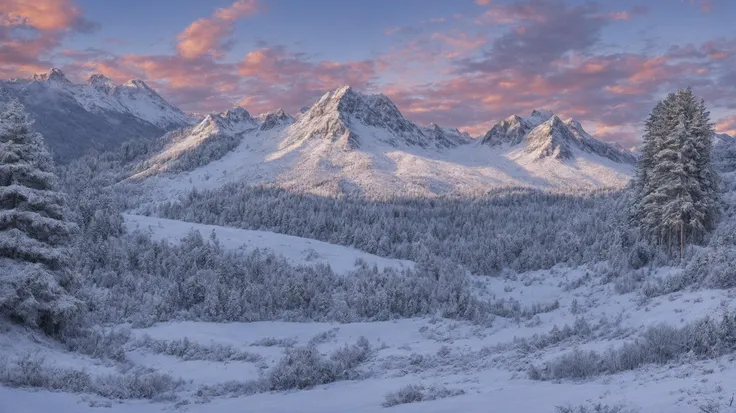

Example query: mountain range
[134,85,637,199]
[5,68,733,198]
[0,69,191,161]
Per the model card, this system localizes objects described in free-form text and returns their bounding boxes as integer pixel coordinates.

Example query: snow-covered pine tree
[633,88,719,258]
[0,99,81,336]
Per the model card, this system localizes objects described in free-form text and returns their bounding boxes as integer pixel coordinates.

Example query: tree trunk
[680,221,685,261]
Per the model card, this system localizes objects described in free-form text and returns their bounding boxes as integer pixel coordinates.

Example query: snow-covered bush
[267,337,372,391]
[532,312,736,380]
[199,336,373,397]
[381,384,465,408]
[72,225,494,326]
[63,326,131,362]
[0,353,184,401]
[136,335,262,363]
[266,345,339,390]
[250,337,298,347]
[555,402,637,413]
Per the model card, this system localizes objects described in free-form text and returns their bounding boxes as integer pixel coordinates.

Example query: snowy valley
[1,70,736,413]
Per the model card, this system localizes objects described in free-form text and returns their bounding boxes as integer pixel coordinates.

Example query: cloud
[716,115,736,135]
[0,0,97,77]
[467,0,610,75]
[237,46,380,114]
[1,0,97,32]
[176,0,262,59]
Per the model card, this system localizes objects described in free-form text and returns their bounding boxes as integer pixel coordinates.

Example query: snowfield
[3,253,736,413]
[123,214,414,274]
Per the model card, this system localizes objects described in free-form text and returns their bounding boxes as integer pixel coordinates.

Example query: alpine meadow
[1,1,736,413]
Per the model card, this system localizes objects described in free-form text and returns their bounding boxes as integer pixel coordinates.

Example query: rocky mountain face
[481,109,637,164]
[0,68,191,162]
[285,86,468,150]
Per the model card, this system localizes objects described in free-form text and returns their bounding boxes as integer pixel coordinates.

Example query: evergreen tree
[0,99,81,335]
[633,88,720,258]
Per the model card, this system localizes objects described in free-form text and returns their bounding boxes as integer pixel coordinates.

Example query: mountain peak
[289,86,463,149]
[529,109,554,120]
[87,74,116,92]
[31,68,71,84]
[480,110,636,164]
[196,106,256,135]
[258,108,294,131]
[123,79,154,91]
[480,114,531,147]
[87,73,113,84]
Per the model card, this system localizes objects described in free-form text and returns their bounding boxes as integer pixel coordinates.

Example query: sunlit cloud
[176,0,262,59]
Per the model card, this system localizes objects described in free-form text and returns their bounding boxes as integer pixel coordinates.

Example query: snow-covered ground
[3,255,735,413]
[141,124,633,202]
[123,214,414,274]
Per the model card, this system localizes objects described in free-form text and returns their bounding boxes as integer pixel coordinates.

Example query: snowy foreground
[3,218,735,413]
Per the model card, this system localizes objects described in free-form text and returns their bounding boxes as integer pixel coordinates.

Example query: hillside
[0,69,192,161]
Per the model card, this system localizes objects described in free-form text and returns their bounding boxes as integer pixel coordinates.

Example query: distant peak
[546,114,564,126]
[87,73,113,84]
[31,68,71,84]
[259,108,294,131]
[333,85,353,96]
[530,109,554,119]
[564,118,584,132]
[87,73,116,91]
[124,79,153,90]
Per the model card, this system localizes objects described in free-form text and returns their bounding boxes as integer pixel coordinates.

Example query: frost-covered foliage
[152,184,626,274]
[633,88,720,257]
[58,124,245,208]
[381,384,465,407]
[0,100,81,336]
[267,338,371,390]
[0,353,184,401]
[135,335,262,363]
[63,326,131,362]
[531,312,736,380]
[555,402,637,413]
[197,337,373,398]
[135,130,244,176]
[71,211,493,326]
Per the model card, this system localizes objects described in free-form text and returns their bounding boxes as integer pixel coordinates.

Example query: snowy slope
[123,214,414,274]
[20,69,191,128]
[481,109,637,164]
[134,86,635,201]
[0,69,191,160]
[3,262,735,413]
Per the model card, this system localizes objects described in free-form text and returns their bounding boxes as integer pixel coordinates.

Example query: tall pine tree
[634,88,720,258]
[0,99,81,335]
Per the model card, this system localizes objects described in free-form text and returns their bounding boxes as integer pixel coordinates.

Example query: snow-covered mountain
[284,86,463,149]
[257,109,294,131]
[481,110,637,164]
[0,68,192,161]
[714,132,734,146]
[130,86,635,201]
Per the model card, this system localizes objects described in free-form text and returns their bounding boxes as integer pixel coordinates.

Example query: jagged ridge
[0,68,192,161]
[286,86,468,150]
[481,109,637,164]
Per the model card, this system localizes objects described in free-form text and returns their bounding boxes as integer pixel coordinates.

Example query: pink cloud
[717,115,736,135]
[1,0,94,32]
[0,0,96,78]
[176,0,262,59]
[237,46,380,114]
